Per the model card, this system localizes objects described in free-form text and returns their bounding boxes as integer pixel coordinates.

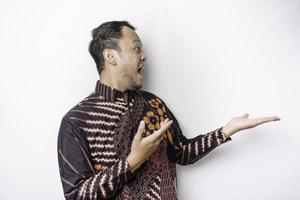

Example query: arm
[164,102,281,166]
[165,105,232,165]
[57,117,133,200]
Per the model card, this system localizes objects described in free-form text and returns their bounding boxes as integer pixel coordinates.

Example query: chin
[131,83,142,91]
[129,80,143,90]
[124,75,143,91]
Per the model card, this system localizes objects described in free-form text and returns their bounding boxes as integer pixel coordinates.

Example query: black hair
[88,21,136,75]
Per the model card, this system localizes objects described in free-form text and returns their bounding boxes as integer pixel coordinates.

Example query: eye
[134,46,141,53]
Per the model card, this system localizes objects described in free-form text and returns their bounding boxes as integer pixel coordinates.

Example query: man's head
[89,21,146,91]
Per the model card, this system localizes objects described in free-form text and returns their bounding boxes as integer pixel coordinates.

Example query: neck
[100,69,127,92]
[99,70,129,102]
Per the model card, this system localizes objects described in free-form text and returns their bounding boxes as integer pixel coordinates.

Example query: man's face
[116,26,146,91]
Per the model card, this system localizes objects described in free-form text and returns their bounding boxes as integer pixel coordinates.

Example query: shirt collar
[94,80,132,103]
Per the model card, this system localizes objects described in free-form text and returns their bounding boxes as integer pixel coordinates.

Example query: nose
[141,51,147,62]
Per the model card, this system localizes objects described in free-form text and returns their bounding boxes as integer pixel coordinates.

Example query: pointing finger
[147,119,173,142]
[134,121,145,141]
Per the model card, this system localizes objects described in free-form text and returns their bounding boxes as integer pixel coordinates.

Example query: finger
[160,118,170,126]
[147,119,173,142]
[158,118,170,129]
[160,135,165,142]
[242,113,249,119]
[134,121,146,141]
[141,119,169,142]
[256,116,281,124]
[155,136,165,146]
[157,120,169,142]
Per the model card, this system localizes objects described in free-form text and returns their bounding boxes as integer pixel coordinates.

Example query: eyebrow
[132,39,142,44]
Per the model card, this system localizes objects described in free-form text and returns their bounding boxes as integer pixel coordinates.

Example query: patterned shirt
[57,80,232,200]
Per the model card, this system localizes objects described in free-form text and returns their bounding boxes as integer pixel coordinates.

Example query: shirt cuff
[124,157,135,181]
[217,127,232,144]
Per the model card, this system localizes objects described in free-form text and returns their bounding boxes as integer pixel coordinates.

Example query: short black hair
[88,21,136,75]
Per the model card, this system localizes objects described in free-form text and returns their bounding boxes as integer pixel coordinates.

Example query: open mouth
[138,65,144,74]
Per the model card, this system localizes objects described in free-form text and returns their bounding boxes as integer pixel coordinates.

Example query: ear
[103,49,117,65]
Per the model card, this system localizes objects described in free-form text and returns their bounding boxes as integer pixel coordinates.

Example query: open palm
[223,113,281,137]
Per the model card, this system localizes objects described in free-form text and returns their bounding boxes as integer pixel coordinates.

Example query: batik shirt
[57,80,232,200]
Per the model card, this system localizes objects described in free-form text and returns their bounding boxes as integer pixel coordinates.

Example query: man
[57,21,280,199]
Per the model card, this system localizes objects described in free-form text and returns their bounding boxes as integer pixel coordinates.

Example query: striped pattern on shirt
[57,80,232,199]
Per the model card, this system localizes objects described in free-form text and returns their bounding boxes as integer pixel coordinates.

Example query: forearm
[60,157,133,200]
[174,127,231,165]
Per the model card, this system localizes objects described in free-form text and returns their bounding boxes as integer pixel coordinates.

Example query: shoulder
[137,90,172,116]
[61,91,102,126]
[137,90,166,105]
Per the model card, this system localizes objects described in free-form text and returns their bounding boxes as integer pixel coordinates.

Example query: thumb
[134,121,145,141]
[242,113,249,119]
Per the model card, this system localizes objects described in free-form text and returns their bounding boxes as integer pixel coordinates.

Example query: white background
[1,0,299,199]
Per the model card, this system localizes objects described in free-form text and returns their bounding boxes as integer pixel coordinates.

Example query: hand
[222,113,281,138]
[127,118,173,172]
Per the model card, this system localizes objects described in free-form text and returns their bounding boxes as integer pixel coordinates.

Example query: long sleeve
[164,104,232,166]
[57,117,133,200]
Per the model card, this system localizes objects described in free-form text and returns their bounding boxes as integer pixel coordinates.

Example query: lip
[138,65,144,73]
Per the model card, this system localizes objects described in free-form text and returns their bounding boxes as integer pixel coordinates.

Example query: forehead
[120,26,142,44]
